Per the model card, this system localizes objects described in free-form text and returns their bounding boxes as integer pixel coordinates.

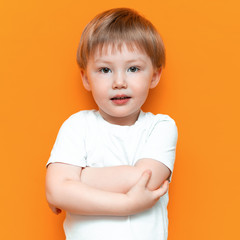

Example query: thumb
[136,170,152,187]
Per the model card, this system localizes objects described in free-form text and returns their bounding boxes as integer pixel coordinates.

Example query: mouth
[110,95,131,104]
[110,96,131,100]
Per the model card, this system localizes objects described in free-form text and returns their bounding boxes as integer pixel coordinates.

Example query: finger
[153,180,169,198]
[137,170,152,187]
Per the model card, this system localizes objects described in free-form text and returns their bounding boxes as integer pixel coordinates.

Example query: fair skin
[46,43,170,215]
[81,44,161,125]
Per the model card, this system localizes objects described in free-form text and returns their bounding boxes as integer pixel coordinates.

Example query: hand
[126,170,169,214]
[48,203,62,215]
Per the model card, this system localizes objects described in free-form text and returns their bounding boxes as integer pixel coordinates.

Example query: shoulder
[141,112,178,140]
[58,110,98,133]
[66,109,98,121]
[143,112,177,129]
[144,111,175,122]
[62,110,98,126]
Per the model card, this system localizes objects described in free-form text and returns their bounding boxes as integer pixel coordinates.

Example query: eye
[128,66,139,72]
[99,67,112,73]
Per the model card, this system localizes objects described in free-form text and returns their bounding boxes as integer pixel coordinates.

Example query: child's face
[81,43,162,125]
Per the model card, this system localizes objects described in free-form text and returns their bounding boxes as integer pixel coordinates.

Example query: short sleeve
[138,116,178,180]
[47,115,87,167]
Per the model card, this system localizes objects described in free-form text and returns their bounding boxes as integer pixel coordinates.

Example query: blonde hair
[77,8,165,70]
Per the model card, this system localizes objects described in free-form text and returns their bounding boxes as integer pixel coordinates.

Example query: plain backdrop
[1,0,240,239]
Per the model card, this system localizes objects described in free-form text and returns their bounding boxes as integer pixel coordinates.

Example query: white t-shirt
[47,110,178,240]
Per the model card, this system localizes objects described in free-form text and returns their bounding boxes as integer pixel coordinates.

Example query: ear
[150,67,162,89]
[80,69,91,91]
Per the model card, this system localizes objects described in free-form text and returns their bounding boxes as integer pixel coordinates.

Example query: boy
[46,8,178,240]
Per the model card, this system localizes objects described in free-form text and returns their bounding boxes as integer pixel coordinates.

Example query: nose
[112,71,127,89]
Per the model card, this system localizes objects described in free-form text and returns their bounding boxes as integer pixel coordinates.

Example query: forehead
[90,42,149,61]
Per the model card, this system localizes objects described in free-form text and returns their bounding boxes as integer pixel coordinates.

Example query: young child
[46,8,178,240]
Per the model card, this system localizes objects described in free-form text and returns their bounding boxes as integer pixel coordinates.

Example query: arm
[45,162,169,216]
[80,118,177,193]
[81,158,170,193]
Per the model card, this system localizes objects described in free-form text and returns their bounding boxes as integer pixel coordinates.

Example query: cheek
[90,78,106,91]
[131,79,151,95]
[91,84,109,101]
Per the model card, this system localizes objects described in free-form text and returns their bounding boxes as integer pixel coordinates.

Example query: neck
[99,110,141,126]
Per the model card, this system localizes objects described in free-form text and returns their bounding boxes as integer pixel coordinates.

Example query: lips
[111,96,130,100]
[110,95,131,104]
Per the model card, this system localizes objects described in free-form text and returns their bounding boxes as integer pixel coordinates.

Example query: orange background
[1,0,240,239]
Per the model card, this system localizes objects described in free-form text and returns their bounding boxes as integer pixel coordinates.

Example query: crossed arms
[45,158,170,216]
